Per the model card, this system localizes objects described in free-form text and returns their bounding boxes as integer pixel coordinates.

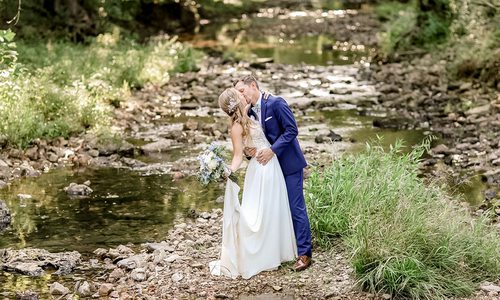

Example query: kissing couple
[209,75,312,279]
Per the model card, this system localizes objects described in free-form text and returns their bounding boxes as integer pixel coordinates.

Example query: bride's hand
[223,165,232,180]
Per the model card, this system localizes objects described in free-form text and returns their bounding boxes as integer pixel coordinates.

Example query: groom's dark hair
[233,75,260,90]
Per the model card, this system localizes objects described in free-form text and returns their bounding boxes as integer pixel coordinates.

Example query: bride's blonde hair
[218,87,251,138]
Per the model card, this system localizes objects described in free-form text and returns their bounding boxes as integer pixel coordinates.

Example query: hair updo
[218,87,251,138]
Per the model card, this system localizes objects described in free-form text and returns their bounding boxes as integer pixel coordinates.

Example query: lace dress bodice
[245,120,271,151]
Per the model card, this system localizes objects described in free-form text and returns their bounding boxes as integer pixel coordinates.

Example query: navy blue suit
[249,93,312,257]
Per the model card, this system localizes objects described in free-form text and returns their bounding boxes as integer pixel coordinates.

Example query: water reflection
[0,167,223,254]
[317,109,427,153]
[188,21,369,66]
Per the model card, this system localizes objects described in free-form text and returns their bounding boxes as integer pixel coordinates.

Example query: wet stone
[484,189,497,201]
[64,182,93,196]
[15,290,39,300]
[0,200,11,230]
[49,282,69,295]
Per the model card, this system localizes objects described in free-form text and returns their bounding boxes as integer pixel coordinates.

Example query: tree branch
[6,0,22,25]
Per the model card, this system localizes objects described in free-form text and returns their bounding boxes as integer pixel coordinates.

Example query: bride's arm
[229,123,244,172]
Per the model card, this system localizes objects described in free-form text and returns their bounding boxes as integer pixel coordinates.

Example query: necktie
[253,103,261,120]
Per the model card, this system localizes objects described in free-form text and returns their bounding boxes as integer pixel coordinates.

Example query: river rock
[431,144,451,155]
[3,262,44,277]
[165,254,181,263]
[14,290,39,300]
[64,182,93,196]
[480,283,500,293]
[93,248,108,258]
[95,142,120,156]
[459,82,473,91]
[484,189,497,201]
[140,139,173,153]
[17,194,32,200]
[121,157,147,168]
[184,119,199,131]
[49,282,69,295]
[143,241,175,253]
[116,254,148,270]
[75,281,92,297]
[9,148,23,159]
[98,283,114,296]
[108,268,126,282]
[47,152,59,163]
[25,146,39,161]
[171,272,184,282]
[0,248,81,276]
[88,149,99,157]
[0,160,10,180]
[465,104,490,116]
[116,245,135,255]
[117,141,135,157]
[0,200,11,230]
[131,268,147,282]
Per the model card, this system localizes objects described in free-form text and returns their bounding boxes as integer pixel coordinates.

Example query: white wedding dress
[209,120,297,279]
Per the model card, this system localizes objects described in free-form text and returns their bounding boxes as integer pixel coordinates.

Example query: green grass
[0,30,200,148]
[305,138,500,299]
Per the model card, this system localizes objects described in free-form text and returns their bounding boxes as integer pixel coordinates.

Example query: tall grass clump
[306,138,500,299]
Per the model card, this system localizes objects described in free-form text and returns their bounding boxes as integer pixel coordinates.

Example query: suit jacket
[249,93,307,175]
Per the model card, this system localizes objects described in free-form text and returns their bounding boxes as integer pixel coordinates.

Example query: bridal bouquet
[197,142,237,186]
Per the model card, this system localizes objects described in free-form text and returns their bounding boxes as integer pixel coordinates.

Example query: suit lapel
[261,93,267,135]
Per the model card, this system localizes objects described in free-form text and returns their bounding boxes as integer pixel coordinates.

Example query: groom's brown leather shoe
[293,255,311,271]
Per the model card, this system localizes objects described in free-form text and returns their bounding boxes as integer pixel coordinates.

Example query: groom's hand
[256,148,275,165]
[244,147,257,158]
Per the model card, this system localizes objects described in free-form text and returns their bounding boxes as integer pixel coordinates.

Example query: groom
[234,75,312,271]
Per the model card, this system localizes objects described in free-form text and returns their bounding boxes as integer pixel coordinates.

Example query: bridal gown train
[209,120,297,279]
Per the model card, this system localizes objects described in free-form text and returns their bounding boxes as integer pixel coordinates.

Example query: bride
[208,87,297,279]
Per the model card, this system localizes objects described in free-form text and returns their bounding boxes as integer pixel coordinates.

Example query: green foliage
[449,18,500,84]
[376,0,453,55]
[414,11,452,46]
[305,138,500,299]
[0,29,17,68]
[378,7,418,55]
[196,0,261,19]
[375,1,412,21]
[0,29,199,148]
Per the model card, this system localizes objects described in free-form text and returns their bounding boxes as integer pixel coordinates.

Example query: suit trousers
[284,169,312,257]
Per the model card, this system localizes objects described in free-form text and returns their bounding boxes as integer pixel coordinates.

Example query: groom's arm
[270,98,298,156]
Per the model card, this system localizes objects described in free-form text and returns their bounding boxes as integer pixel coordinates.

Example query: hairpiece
[228,97,239,114]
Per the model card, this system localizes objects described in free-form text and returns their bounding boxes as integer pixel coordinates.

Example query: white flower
[208,159,218,171]
[0,70,10,78]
